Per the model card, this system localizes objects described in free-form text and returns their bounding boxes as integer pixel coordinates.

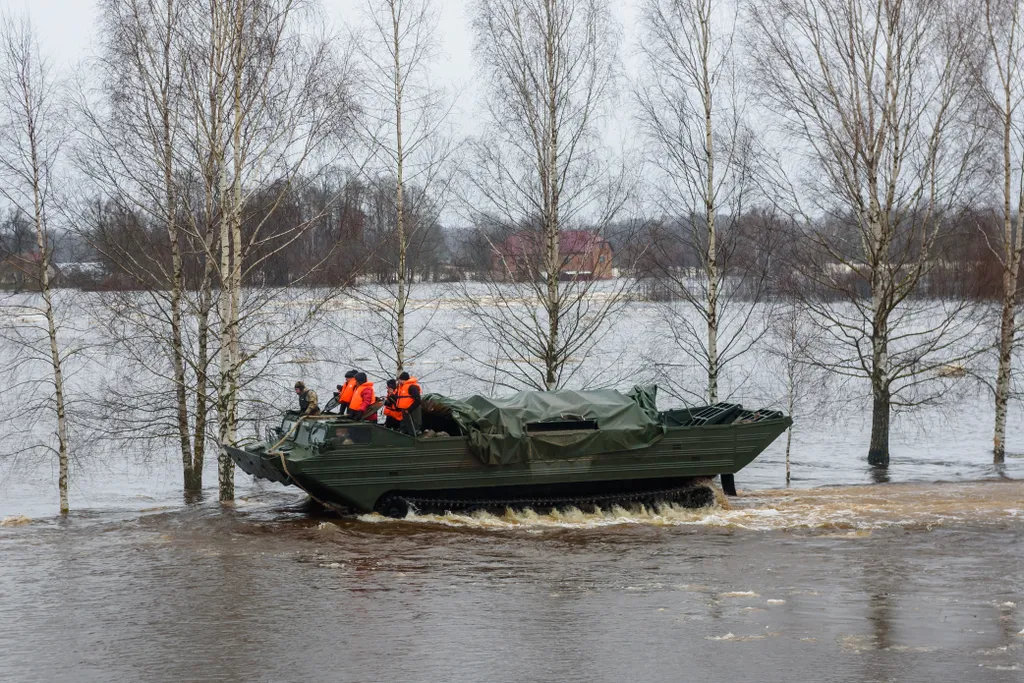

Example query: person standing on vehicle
[396,372,422,435]
[348,372,376,421]
[337,370,358,408]
[294,381,320,415]
[382,378,403,429]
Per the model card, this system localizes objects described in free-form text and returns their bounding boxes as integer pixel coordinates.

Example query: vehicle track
[374,481,716,518]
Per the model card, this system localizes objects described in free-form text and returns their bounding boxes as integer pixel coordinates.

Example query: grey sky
[14,0,642,111]
[11,0,649,222]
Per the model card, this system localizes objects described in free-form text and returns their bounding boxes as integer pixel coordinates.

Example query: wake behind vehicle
[225,385,791,517]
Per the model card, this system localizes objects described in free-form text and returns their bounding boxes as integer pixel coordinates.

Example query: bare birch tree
[976,0,1024,463]
[75,0,216,496]
[460,0,635,392]
[75,0,354,502]
[636,0,773,404]
[179,0,354,499]
[748,0,985,467]
[0,14,71,513]
[348,0,455,377]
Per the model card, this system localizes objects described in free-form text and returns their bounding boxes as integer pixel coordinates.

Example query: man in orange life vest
[347,371,376,421]
[395,372,422,435]
[336,370,358,413]
[382,379,403,429]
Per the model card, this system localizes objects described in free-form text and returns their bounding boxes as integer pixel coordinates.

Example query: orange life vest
[383,386,402,421]
[348,382,375,413]
[338,377,358,405]
[396,377,421,410]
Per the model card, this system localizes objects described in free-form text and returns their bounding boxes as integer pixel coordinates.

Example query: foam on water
[354,480,1024,532]
[0,515,31,527]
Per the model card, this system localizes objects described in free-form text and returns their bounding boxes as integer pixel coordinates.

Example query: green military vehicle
[225,385,791,518]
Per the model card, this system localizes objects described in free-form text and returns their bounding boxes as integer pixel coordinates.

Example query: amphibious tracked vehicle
[225,386,791,517]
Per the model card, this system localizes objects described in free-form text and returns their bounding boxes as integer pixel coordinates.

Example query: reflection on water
[869,465,891,485]
[1,481,1022,682]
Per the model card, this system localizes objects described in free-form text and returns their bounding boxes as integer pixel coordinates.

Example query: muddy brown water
[1,481,1023,683]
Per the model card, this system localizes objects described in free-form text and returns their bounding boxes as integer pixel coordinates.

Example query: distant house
[493,229,614,281]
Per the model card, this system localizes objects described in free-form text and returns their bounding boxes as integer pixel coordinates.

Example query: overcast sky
[13,0,642,125]
[9,0,649,225]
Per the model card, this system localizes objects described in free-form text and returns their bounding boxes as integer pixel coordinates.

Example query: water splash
[355,480,1024,532]
[0,515,31,527]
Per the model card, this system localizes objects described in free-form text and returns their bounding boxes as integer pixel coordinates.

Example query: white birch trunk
[544,1,561,392]
[989,1,1023,464]
[868,212,892,467]
[212,0,234,502]
[35,200,69,514]
[0,17,72,514]
[155,0,198,493]
[30,97,69,514]
[700,7,719,405]
[785,356,794,485]
[992,105,1017,463]
[217,184,234,500]
[391,3,407,375]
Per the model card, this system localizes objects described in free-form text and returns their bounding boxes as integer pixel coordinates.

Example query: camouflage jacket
[299,389,319,414]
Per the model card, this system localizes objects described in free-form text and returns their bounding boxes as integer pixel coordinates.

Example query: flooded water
[2,290,1024,680]
[2,481,1023,682]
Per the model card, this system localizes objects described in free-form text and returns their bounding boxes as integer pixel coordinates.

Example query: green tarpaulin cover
[422,385,666,465]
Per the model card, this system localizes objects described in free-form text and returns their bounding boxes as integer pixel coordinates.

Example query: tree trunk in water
[190,268,214,496]
[216,126,235,502]
[191,115,218,498]
[785,358,794,485]
[42,279,69,514]
[993,96,1019,464]
[30,128,68,513]
[157,0,196,496]
[171,255,195,492]
[217,263,236,502]
[35,224,68,512]
[223,215,240,501]
[167,159,194,493]
[992,49,1022,465]
[868,385,890,467]
[784,427,792,485]
[994,285,1015,464]
[218,213,235,501]
[868,208,890,469]
[219,0,247,503]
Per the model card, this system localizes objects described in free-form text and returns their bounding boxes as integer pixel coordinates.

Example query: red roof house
[492,229,613,281]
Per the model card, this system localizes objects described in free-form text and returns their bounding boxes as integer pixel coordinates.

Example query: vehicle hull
[227,415,791,513]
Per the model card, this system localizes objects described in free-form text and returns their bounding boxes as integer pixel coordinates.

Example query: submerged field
[1,284,1021,518]
[1,286,1022,682]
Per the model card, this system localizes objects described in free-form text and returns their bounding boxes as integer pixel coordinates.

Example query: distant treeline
[0,200,1015,299]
